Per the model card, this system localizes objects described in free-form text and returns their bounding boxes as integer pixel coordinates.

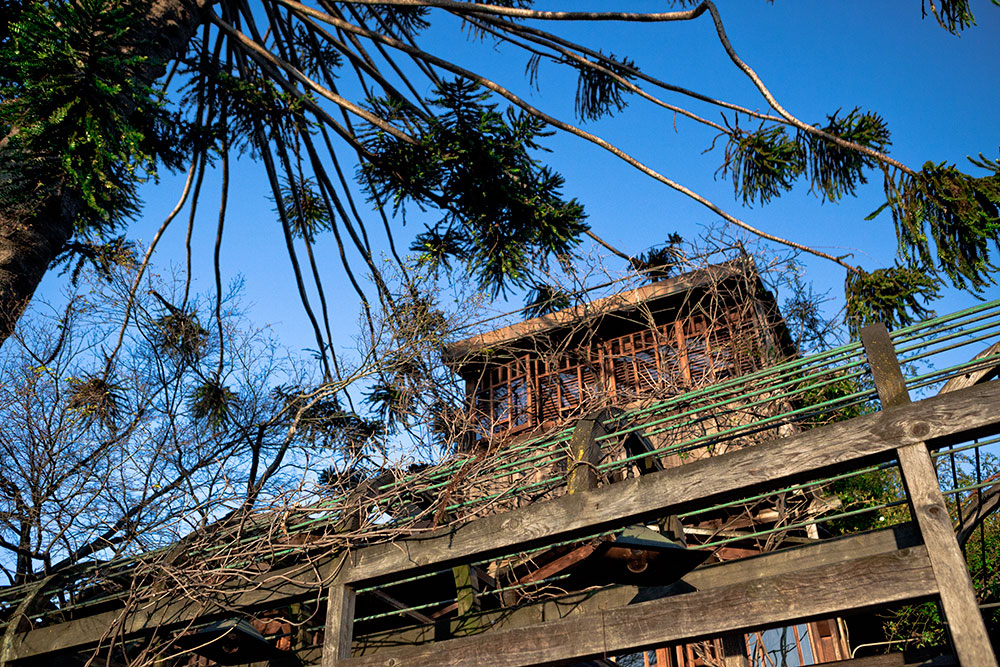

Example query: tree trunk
[0,0,210,348]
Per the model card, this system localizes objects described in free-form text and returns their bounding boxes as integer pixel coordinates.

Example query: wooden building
[445,259,793,445]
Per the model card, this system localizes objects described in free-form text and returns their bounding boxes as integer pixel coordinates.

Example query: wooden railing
[318,324,998,667]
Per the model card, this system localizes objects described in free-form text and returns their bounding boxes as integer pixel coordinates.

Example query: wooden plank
[352,525,923,657]
[823,650,956,666]
[340,546,937,667]
[939,340,1000,394]
[370,589,435,625]
[322,582,356,667]
[861,323,997,667]
[339,381,1000,587]
[451,564,481,636]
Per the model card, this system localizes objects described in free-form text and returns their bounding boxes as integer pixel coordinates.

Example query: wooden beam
[719,633,749,667]
[369,589,435,625]
[338,381,1000,587]
[351,525,923,657]
[340,546,937,667]
[822,651,956,666]
[939,340,1000,394]
[6,553,338,662]
[861,323,997,667]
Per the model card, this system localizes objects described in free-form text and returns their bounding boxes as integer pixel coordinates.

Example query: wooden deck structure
[3,302,1000,665]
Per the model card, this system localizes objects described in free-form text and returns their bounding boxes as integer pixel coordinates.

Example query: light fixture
[591,525,709,586]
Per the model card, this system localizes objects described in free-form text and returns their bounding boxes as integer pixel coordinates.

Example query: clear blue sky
[35,1,1000,358]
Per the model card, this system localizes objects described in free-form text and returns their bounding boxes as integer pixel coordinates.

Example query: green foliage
[881,601,947,649]
[719,123,805,206]
[290,25,343,80]
[523,283,571,317]
[360,79,588,296]
[193,68,308,154]
[572,53,638,121]
[803,108,891,202]
[276,177,331,241]
[0,0,179,236]
[67,375,122,429]
[364,381,408,435]
[719,109,893,207]
[410,227,464,272]
[876,156,1000,293]
[52,236,137,286]
[273,386,384,450]
[153,308,209,364]
[188,379,237,429]
[922,0,978,33]
[633,233,685,283]
[351,4,431,37]
[845,265,940,336]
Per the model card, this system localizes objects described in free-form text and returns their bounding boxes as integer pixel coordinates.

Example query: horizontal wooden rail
[9,380,999,662]
[342,545,937,666]
[351,525,922,655]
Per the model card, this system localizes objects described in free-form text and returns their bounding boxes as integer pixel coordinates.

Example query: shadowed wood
[861,323,997,667]
[822,650,956,665]
[340,546,937,667]
[323,582,356,667]
[720,633,749,667]
[568,412,606,494]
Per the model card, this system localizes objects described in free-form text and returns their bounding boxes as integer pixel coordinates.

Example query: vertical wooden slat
[322,582,356,667]
[860,322,996,667]
[674,320,690,384]
[720,633,749,667]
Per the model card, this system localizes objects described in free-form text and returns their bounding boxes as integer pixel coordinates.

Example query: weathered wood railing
[7,324,1000,665]
[318,324,998,667]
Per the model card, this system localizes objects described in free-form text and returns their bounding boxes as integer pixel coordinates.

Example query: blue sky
[34,1,1000,359]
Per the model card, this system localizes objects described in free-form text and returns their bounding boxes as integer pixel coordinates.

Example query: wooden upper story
[444,259,795,441]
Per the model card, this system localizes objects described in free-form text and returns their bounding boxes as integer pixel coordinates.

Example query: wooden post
[567,411,606,494]
[452,564,482,636]
[322,581,356,667]
[861,323,996,667]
